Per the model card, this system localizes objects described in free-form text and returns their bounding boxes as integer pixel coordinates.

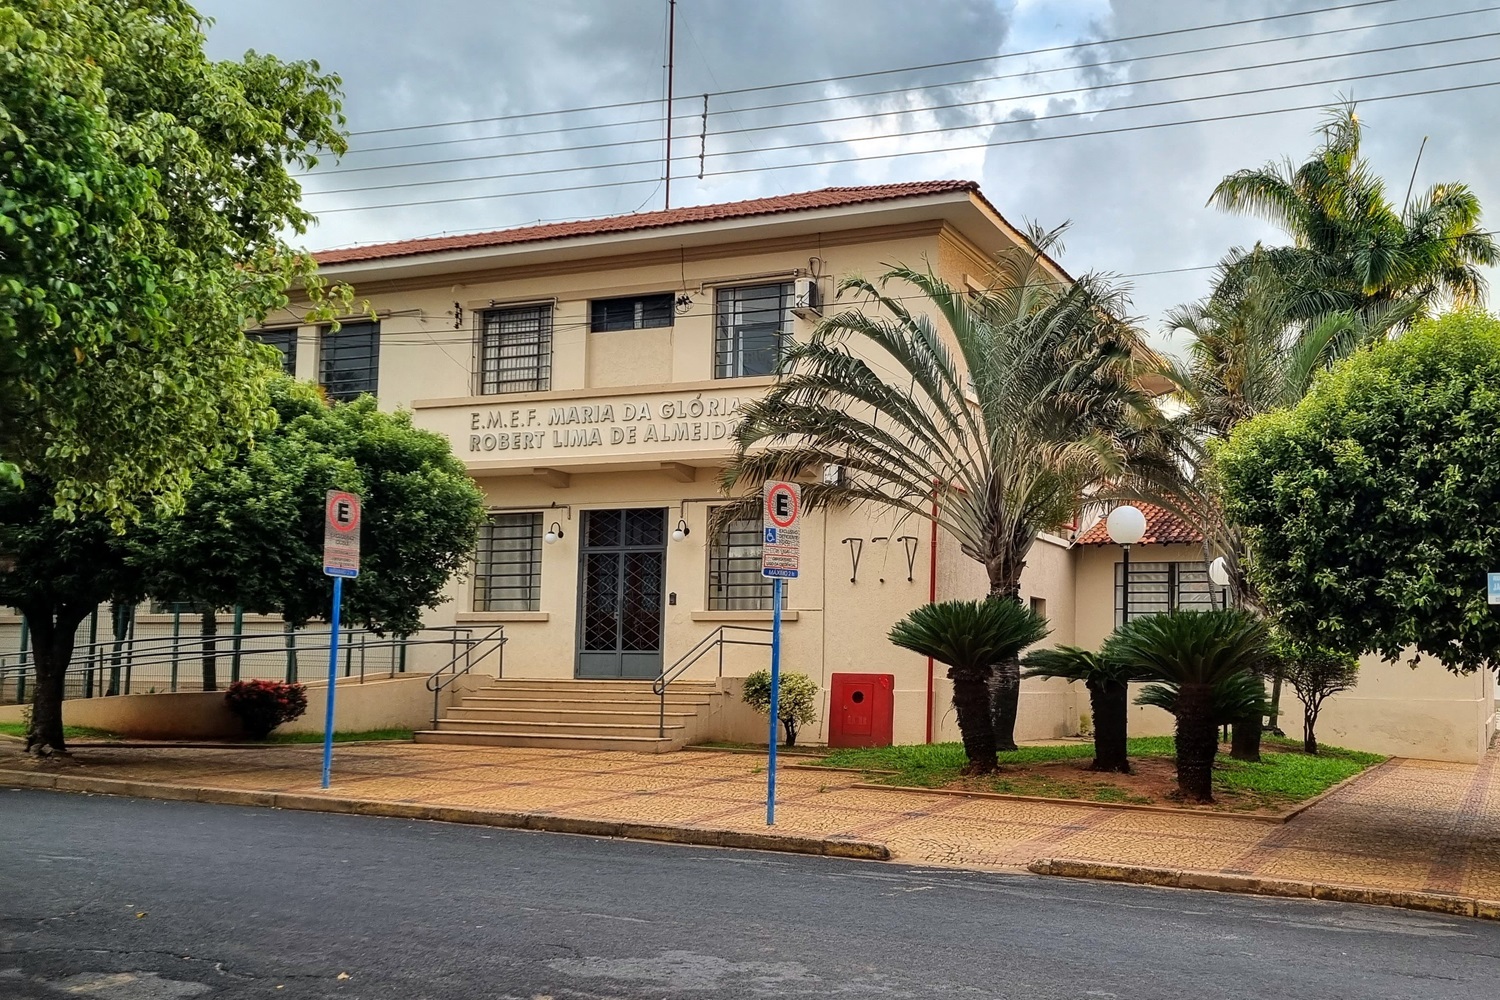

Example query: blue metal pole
[321,577,343,789]
[767,577,783,826]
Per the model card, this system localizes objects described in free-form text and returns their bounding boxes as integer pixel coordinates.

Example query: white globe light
[1208,556,1231,587]
[1106,505,1147,546]
[544,529,559,544]
[672,527,686,542]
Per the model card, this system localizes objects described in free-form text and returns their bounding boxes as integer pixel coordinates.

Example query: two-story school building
[2,180,1491,760]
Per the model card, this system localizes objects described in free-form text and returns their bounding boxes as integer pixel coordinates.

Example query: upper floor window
[708,511,775,610]
[251,328,298,376]
[478,304,551,395]
[1115,560,1213,626]
[590,293,674,332]
[715,282,792,379]
[320,321,380,401]
[473,513,543,612]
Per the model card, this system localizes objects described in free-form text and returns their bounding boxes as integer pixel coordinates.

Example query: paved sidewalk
[2,740,1497,905]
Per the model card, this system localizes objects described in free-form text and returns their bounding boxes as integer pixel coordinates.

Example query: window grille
[477,304,552,394]
[590,293,674,332]
[708,512,774,610]
[1114,560,1214,625]
[473,513,543,612]
[320,321,380,401]
[251,329,298,375]
[714,282,792,379]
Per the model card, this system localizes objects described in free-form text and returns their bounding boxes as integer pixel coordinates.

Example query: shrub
[225,680,308,740]
[742,670,819,746]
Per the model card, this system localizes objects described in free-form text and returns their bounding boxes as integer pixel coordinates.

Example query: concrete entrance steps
[415,678,725,753]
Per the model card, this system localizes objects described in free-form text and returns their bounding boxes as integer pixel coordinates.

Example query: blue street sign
[1488,573,1500,605]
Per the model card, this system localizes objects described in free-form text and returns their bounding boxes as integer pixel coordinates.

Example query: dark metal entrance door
[576,508,667,679]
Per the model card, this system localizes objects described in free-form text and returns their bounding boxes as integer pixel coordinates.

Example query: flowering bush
[224,680,309,740]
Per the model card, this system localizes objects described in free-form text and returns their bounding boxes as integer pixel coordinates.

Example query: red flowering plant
[224,680,309,740]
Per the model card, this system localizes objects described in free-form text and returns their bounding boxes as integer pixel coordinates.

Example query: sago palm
[1107,610,1273,803]
[1021,645,1139,773]
[890,599,1048,774]
[720,227,1159,768]
[1134,670,1273,762]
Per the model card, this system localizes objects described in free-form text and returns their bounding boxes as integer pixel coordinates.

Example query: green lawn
[815,736,1382,811]
[0,722,122,741]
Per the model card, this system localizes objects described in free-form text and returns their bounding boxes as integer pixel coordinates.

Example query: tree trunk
[783,717,798,747]
[1303,703,1320,755]
[1087,679,1131,773]
[952,666,999,775]
[1230,713,1262,762]
[988,656,1021,753]
[22,607,86,755]
[201,609,218,692]
[1173,682,1218,803]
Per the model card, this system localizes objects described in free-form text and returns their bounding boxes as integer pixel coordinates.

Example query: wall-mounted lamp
[544,522,565,544]
[672,518,691,541]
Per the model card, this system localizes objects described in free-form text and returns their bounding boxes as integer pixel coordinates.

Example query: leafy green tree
[1108,610,1273,803]
[0,0,350,520]
[889,599,1048,773]
[0,479,146,752]
[741,670,820,747]
[1218,311,1500,679]
[5,380,486,752]
[137,379,488,641]
[721,228,1156,758]
[1270,634,1359,755]
[1210,103,1497,326]
[1021,645,1138,773]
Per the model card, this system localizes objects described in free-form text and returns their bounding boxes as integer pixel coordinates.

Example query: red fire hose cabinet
[827,673,895,748]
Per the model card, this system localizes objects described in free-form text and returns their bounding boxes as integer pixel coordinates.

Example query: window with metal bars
[714,282,792,379]
[590,293,674,332]
[708,512,774,610]
[251,328,298,376]
[319,321,380,401]
[473,513,543,612]
[1114,560,1214,626]
[477,304,552,394]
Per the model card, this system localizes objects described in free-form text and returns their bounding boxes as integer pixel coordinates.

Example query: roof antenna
[664,0,676,211]
[1401,135,1428,217]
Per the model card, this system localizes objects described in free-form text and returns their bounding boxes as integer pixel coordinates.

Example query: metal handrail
[652,625,773,737]
[2,625,491,700]
[425,625,507,727]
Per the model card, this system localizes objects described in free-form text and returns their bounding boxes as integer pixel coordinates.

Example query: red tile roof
[313,180,981,265]
[1076,503,1203,546]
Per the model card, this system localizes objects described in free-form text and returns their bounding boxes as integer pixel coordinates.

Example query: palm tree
[1134,670,1273,763]
[1108,610,1273,803]
[889,599,1048,774]
[719,227,1159,766]
[1210,103,1497,325]
[1021,645,1138,773]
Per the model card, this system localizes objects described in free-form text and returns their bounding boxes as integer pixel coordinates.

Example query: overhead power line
[303,56,1500,201]
[307,77,1500,214]
[344,0,1404,138]
[303,25,1500,181]
[328,3,1495,162]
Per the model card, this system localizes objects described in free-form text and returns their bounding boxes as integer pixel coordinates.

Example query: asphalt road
[2,789,1498,999]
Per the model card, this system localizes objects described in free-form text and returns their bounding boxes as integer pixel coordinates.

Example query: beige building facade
[3,181,1494,760]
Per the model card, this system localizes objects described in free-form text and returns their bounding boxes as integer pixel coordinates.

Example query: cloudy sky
[197,0,1500,346]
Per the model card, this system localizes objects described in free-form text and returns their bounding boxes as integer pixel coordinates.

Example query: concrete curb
[0,768,890,862]
[1028,858,1500,921]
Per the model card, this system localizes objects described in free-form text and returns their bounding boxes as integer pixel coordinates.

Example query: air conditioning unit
[792,276,822,320]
